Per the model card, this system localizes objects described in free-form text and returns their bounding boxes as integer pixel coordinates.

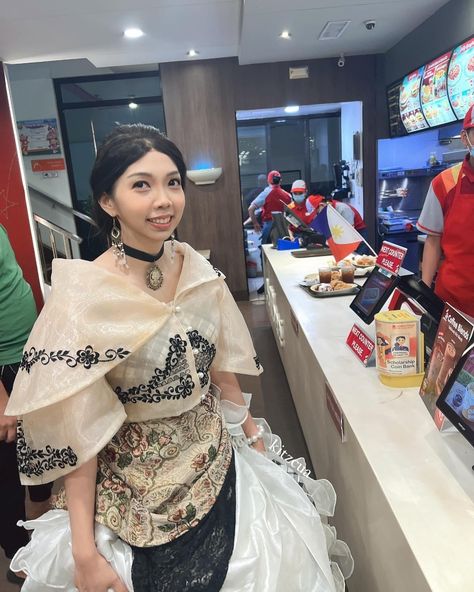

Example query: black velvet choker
[122,243,165,262]
[122,243,165,290]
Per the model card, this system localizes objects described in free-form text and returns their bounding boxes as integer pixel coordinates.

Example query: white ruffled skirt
[11,397,353,592]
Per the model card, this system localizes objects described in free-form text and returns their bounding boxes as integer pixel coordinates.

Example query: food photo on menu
[399,66,429,133]
[447,35,474,119]
[420,51,456,127]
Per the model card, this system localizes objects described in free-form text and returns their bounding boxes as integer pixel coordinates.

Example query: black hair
[395,336,406,341]
[89,124,187,237]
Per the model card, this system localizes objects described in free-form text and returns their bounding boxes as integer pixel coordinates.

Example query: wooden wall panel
[161,55,379,297]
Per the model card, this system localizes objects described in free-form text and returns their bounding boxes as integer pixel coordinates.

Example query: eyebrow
[127,170,180,179]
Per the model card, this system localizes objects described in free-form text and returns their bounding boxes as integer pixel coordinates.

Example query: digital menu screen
[399,67,429,133]
[420,51,456,127]
[447,36,474,120]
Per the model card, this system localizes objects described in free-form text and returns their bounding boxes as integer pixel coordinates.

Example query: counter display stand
[262,245,474,592]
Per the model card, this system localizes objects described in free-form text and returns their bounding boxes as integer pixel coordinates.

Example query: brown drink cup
[340,265,355,283]
[435,341,456,395]
[318,267,332,283]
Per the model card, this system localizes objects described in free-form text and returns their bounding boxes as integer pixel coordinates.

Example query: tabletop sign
[376,241,407,275]
[31,158,65,172]
[346,323,375,366]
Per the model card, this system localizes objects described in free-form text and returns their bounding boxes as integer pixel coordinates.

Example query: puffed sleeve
[211,279,263,376]
[13,377,126,485]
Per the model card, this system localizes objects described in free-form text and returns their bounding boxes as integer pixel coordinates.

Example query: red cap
[267,170,281,184]
[307,194,325,208]
[463,104,474,130]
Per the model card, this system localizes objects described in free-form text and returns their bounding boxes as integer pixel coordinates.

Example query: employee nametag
[376,241,407,275]
[346,323,375,366]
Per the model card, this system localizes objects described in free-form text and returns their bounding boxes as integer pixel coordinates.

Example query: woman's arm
[211,369,265,453]
[65,456,128,592]
[0,381,17,443]
[421,234,442,287]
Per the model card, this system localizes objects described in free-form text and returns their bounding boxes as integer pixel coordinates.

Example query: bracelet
[246,424,264,446]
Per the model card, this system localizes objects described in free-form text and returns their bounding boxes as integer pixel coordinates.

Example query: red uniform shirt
[417,155,474,317]
[288,200,316,228]
[261,186,291,222]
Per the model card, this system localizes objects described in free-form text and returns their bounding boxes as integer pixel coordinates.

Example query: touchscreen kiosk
[350,266,400,324]
[436,344,474,448]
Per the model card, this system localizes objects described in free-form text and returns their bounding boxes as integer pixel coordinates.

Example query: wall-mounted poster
[447,36,474,119]
[421,51,457,127]
[16,118,61,156]
[399,67,429,133]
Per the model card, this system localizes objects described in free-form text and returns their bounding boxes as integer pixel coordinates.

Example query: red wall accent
[0,64,43,310]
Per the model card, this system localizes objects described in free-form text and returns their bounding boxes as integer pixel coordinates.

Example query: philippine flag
[310,204,362,262]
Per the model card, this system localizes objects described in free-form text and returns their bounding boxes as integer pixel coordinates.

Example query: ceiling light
[319,20,351,40]
[284,105,299,114]
[187,49,199,57]
[129,102,138,109]
[280,31,292,40]
[124,28,144,39]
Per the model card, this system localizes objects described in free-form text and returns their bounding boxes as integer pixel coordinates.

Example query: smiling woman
[6,124,352,592]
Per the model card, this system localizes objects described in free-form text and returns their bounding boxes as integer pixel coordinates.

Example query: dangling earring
[170,233,176,262]
[111,218,128,268]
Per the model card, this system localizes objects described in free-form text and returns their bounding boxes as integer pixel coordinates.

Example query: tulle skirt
[11,399,353,591]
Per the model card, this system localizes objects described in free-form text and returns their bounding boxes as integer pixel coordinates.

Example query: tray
[291,248,332,258]
[301,284,360,298]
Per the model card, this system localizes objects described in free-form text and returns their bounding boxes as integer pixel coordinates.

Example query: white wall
[340,101,363,216]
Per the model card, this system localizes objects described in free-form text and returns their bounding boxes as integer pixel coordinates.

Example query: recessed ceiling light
[129,102,138,109]
[280,31,292,40]
[124,28,144,39]
[284,105,299,114]
[187,49,199,57]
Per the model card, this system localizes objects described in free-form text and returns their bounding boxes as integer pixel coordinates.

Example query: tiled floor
[0,298,312,589]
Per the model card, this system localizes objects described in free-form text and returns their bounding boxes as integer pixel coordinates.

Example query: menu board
[420,52,456,127]
[399,67,429,133]
[447,36,474,120]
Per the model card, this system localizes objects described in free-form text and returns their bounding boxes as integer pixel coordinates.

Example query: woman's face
[100,149,185,251]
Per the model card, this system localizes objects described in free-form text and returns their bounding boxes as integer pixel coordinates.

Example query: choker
[123,243,165,290]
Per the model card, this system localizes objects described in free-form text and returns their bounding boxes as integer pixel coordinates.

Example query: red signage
[31,158,65,172]
[376,241,407,275]
[346,323,375,366]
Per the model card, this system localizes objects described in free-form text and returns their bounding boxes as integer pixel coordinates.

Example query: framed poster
[16,118,61,156]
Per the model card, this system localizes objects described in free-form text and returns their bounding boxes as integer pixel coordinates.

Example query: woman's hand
[74,550,128,592]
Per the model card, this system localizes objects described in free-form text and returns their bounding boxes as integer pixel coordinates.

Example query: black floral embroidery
[254,355,261,370]
[187,329,216,388]
[114,335,195,404]
[20,345,130,374]
[212,266,223,277]
[16,421,78,478]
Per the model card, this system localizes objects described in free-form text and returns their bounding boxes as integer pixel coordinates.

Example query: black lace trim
[114,335,195,404]
[254,355,261,370]
[187,330,216,388]
[16,421,78,478]
[212,266,223,277]
[20,345,130,374]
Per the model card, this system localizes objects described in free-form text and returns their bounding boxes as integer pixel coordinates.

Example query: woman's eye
[132,180,150,189]
[169,178,182,187]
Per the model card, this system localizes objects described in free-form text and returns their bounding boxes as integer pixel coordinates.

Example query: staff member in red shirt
[287,180,317,231]
[417,104,474,318]
[248,170,291,244]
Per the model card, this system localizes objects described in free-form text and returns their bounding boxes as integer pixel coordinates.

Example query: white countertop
[263,245,474,592]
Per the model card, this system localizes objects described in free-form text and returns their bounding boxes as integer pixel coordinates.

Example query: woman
[6,124,352,592]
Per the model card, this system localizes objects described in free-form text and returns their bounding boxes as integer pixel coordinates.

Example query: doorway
[237,102,363,299]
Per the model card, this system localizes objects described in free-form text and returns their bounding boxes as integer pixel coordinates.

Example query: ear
[98,193,118,217]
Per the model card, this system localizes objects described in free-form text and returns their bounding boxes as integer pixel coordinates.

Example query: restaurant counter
[262,245,474,592]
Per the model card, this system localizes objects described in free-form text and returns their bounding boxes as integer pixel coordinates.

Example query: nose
[151,187,172,209]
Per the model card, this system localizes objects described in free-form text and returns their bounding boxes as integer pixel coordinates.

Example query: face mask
[292,193,306,204]
[466,134,474,158]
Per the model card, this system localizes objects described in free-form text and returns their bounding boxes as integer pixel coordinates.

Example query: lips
[147,216,171,224]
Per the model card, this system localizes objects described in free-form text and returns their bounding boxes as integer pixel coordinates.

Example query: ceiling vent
[289,66,309,79]
[318,20,351,40]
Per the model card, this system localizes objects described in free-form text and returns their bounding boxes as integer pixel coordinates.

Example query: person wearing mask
[248,170,291,244]
[417,104,474,318]
[0,224,53,585]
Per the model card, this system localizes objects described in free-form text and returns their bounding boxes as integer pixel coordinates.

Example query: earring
[111,218,128,268]
[170,233,176,262]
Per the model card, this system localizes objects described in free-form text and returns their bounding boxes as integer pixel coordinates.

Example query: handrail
[28,184,97,227]
[33,213,82,243]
